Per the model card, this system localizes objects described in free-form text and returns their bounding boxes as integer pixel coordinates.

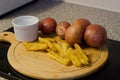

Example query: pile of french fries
[23,36,89,67]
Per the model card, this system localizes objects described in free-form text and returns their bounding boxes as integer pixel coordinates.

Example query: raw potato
[56,21,70,38]
[65,23,84,45]
[39,17,57,34]
[65,18,90,45]
[84,24,107,47]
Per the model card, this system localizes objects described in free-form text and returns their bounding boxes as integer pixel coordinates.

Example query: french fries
[66,44,89,67]
[23,36,89,67]
[48,51,70,65]
[38,37,56,51]
[67,48,82,67]
[74,44,89,65]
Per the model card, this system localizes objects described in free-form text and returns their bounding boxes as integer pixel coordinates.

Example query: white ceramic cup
[12,16,39,42]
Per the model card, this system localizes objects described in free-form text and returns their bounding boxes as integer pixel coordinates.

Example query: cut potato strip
[23,42,48,51]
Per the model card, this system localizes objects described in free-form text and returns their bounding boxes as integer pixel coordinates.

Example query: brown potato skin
[65,18,91,45]
[84,24,107,47]
[65,23,84,45]
[72,18,91,29]
[40,17,57,34]
[56,21,70,38]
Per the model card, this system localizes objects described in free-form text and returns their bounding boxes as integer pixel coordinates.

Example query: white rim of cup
[12,16,39,28]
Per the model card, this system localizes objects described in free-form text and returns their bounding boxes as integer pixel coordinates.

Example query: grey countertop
[0,0,120,79]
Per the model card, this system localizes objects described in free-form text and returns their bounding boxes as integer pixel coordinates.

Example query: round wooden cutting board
[0,32,108,80]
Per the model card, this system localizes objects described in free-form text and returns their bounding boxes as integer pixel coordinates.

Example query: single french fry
[80,58,89,65]
[38,37,56,42]
[62,42,70,54]
[23,42,48,51]
[54,43,63,56]
[44,38,56,42]
[38,37,45,43]
[55,36,66,44]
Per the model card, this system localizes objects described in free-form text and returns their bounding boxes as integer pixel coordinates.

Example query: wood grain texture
[0,32,108,79]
